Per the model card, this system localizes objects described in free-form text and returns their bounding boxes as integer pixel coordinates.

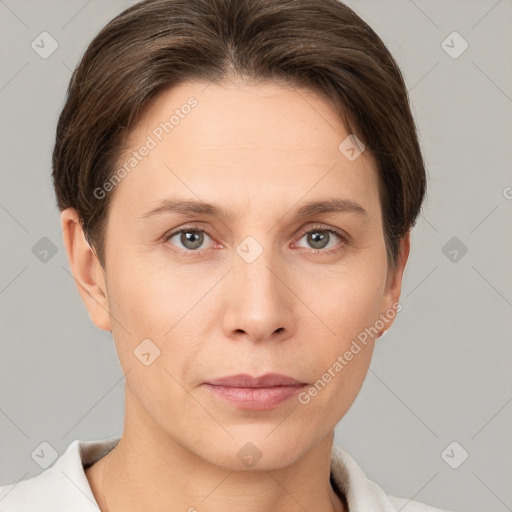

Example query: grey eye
[168,230,213,251]
[296,229,341,251]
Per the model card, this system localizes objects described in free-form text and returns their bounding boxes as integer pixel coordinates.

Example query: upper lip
[205,373,305,387]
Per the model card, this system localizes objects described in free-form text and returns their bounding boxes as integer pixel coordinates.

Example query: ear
[378,230,410,334]
[60,208,112,331]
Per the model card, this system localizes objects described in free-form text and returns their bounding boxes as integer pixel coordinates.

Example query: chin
[196,433,310,472]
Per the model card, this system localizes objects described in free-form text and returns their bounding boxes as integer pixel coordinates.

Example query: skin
[61,79,409,512]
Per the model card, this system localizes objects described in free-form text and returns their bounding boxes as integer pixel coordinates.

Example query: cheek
[106,251,181,332]
[295,281,379,419]
[293,259,385,402]
[105,271,201,426]
[302,262,386,341]
[105,259,206,379]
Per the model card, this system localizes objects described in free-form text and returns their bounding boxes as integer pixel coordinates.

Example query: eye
[293,225,348,254]
[165,227,215,253]
[163,224,349,257]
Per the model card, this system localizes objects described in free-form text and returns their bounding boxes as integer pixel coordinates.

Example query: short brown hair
[52,0,426,272]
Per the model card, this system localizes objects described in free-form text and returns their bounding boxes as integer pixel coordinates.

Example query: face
[74,79,406,470]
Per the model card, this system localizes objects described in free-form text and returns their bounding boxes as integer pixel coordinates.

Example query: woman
[0,0,453,510]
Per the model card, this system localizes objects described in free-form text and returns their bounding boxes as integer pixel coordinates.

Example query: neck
[86,393,346,512]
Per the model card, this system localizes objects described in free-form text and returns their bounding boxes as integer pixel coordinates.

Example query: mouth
[201,373,307,410]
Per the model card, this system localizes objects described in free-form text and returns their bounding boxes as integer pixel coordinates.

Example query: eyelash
[163,223,350,258]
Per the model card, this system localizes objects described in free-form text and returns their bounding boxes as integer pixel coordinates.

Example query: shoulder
[0,437,120,512]
[0,463,60,511]
[330,443,456,512]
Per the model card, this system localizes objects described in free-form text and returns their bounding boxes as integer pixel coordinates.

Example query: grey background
[1,1,511,511]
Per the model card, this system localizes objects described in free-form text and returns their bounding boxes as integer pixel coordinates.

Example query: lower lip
[202,384,306,410]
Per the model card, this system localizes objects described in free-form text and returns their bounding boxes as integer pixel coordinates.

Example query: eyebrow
[138,197,369,221]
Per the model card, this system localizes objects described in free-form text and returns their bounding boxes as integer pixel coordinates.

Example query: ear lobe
[60,208,112,331]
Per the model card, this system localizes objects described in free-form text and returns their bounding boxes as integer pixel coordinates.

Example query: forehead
[132,79,356,153]
[111,79,381,222]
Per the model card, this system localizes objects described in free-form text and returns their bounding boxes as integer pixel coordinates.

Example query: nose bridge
[234,233,282,301]
[222,232,292,340]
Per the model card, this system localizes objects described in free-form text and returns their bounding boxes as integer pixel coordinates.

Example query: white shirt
[0,437,452,511]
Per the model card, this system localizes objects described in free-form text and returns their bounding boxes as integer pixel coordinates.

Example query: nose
[220,241,295,344]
